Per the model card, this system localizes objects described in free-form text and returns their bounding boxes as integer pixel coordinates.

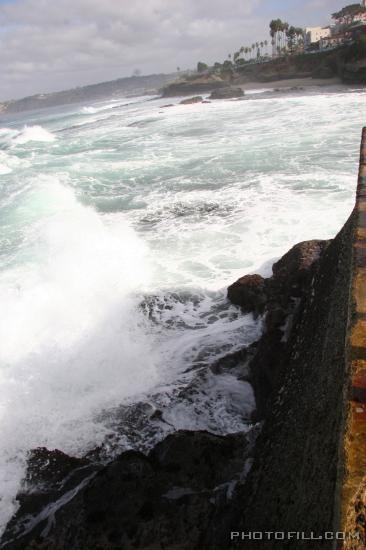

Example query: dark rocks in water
[2,448,100,547]
[179,96,203,105]
[227,274,267,314]
[161,103,174,108]
[228,239,330,418]
[209,87,244,100]
[2,430,255,550]
[161,77,226,97]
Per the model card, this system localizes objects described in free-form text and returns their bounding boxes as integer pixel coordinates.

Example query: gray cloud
[0,0,343,100]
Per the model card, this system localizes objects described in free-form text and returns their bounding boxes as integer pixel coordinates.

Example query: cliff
[161,47,366,98]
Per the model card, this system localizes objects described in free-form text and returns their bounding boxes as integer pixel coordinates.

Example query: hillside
[0,73,175,115]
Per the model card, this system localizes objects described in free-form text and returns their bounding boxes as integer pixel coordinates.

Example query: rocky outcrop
[179,96,203,105]
[235,49,342,84]
[2,430,256,550]
[342,59,366,83]
[209,87,244,100]
[228,239,330,418]
[161,76,227,97]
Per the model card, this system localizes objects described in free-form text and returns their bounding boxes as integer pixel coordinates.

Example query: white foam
[12,125,56,145]
[0,177,158,531]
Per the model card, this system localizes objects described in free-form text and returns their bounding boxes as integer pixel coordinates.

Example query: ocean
[0,86,363,532]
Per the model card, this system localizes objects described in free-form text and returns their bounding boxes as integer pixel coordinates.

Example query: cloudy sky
[0,0,347,100]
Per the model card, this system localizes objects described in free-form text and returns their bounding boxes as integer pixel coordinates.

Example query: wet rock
[227,274,267,314]
[161,77,226,97]
[272,239,330,296]
[2,430,254,550]
[228,239,330,419]
[179,96,203,105]
[2,448,99,546]
[209,87,244,100]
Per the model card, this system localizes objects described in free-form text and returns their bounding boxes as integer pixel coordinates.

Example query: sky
[0,0,349,101]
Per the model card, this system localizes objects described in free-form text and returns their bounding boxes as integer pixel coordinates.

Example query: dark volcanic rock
[162,78,226,97]
[209,87,244,100]
[179,96,203,105]
[2,430,254,550]
[2,449,99,547]
[227,274,267,314]
[272,239,330,295]
[227,239,330,418]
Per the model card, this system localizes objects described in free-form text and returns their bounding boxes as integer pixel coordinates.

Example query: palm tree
[264,39,268,55]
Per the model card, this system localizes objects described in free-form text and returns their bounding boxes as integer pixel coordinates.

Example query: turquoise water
[0,87,363,530]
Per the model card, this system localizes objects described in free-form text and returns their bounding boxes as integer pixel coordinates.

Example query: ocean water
[0,86,363,532]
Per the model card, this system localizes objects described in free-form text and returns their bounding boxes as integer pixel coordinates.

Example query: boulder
[209,87,244,99]
[272,239,330,296]
[227,274,267,314]
[2,431,252,550]
[179,96,203,105]
[161,77,226,97]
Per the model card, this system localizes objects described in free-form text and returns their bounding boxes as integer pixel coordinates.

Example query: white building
[304,26,331,46]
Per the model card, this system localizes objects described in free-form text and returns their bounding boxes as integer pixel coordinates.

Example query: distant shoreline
[240,76,344,91]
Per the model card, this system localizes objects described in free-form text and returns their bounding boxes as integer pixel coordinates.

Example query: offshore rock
[209,87,244,100]
[161,76,226,97]
[179,96,203,105]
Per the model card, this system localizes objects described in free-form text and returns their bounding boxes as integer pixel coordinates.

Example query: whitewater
[0,86,363,533]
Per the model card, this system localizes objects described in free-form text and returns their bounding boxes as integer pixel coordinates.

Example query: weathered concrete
[341,127,366,548]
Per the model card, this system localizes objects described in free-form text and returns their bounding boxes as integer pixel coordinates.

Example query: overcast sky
[0,0,348,101]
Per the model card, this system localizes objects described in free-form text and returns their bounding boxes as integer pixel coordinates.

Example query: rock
[2,431,253,550]
[311,63,335,79]
[227,274,267,314]
[179,96,203,105]
[209,87,244,100]
[227,239,330,419]
[272,239,330,296]
[161,103,174,108]
[161,77,226,97]
[342,59,366,84]
[2,448,99,546]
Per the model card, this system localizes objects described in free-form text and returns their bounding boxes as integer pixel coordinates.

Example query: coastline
[240,76,344,91]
